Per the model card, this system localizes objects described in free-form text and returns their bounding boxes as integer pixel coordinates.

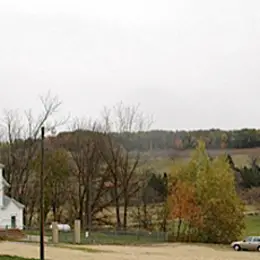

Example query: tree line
[116,129,260,151]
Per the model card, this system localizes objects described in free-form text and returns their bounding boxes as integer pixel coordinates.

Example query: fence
[61,229,167,244]
[24,227,168,245]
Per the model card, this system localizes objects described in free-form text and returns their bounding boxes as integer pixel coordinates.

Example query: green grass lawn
[245,215,260,236]
[0,256,38,260]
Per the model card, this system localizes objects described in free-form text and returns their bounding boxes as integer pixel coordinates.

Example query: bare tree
[98,102,152,229]
[0,92,66,226]
[131,167,155,230]
[59,117,114,229]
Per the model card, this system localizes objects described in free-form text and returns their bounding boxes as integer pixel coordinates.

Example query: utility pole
[40,126,45,260]
[87,172,92,235]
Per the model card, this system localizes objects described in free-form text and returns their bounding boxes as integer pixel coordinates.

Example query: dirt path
[0,242,259,260]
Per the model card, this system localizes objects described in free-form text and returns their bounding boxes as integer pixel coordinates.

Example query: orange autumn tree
[168,180,202,241]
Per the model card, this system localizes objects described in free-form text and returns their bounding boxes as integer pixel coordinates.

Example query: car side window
[246,237,253,242]
[253,237,260,242]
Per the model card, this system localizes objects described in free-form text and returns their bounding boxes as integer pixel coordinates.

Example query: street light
[40,126,45,260]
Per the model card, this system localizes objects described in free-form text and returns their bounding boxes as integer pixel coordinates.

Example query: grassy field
[146,147,260,172]
[148,154,250,173]
[245,215,260,236]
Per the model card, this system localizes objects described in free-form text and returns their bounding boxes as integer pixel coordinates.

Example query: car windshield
[244,236,253,242]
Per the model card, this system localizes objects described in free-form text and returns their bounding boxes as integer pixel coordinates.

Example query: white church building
[0,163,24,229]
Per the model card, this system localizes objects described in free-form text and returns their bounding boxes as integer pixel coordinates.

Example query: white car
[231,236,260,251]
[49,223,71,232]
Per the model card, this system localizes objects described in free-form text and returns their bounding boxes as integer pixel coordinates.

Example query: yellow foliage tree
[168,141,245,243]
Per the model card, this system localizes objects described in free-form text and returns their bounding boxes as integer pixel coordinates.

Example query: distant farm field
[144,148,260,172]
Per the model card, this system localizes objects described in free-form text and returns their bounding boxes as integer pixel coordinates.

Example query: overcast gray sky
[1,0,260,130]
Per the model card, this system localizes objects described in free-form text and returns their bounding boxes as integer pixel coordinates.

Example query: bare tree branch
[98,102,153,229]
[0,92,66,226]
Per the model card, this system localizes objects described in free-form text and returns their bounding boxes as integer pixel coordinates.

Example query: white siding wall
[0,202,23,229]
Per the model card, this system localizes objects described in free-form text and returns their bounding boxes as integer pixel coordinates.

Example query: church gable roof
[3,195,24,209]
[0,164,10,188]
[2,178,10,188]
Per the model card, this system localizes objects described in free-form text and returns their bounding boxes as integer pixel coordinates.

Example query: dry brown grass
[0,241,259,260]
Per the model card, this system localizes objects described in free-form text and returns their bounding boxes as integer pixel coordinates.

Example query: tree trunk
[52,202,57,222]
[162,206,167,233]
[26,199,37,227]
[123,197,128,230]
[43,210,49,225]
[78,200,84,227]
[23,208,27,227]
[115,197,121,229]
[176,218,182,241]
[57,209,63,223]
[187,222,192,242]
[137,204,141,230]
[113,182,121,229]
[142,196,148,229]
